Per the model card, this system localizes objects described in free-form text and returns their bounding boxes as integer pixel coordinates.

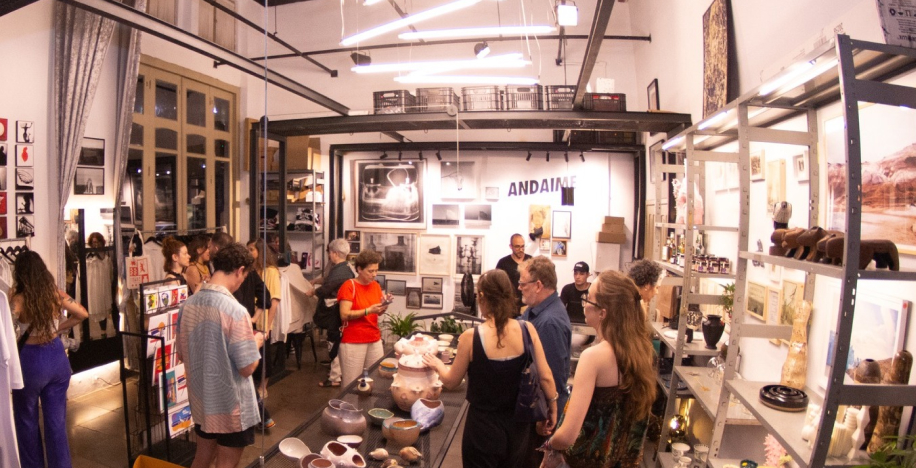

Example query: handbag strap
[17,326,31,352]
[517,319,534,365]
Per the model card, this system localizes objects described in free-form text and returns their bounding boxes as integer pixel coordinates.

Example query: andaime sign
[507,176,577,197]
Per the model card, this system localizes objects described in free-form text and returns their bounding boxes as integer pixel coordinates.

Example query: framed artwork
[765,159,786,217]
[418,234,452,276]
[552,240,567,257]
[422,277,443,293]
[362,232,417,274]
[767,287,781,344]
[15,193,33,215]
[0,216,6,239]
[552,211,571,239]
[702,0,731,118]
[749,149,765,181]
[78,138,105,166]
[431,204,459,227]
[529,204,551,239]
[375,274,386,291]
[345,230,360,242]
[440,160,478,199]
[0,118,7,141]
[0,192,6,215]
[793,151,809,182]
[75,167,104,195]
[15,168,33,191]
[16,121,34,143]
[405,287,422,309]
[0,167,5,190]
[387,280,407,296]
[485,187,499,200]
[0,144,7,166]
[16,215,34,238]
[779,280,805,328]
[647,78,660,111]
[455,235,484,276]
[746,282,767,321]
[353,160,426,229]
[346,253,357,265]
[464,204,492,228]
[15,145,33,167]
[421,293,444,309]
[349,242,361,254]
[539,238,550,251]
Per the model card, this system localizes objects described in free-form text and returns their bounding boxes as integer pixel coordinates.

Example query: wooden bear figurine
[822,237,900,270]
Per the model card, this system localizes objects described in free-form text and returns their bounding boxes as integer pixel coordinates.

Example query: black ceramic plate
[759,384,808,412]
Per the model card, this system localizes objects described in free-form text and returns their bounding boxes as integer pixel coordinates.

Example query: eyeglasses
[519,279,539,287]
[581,293,600,308]
[512,244,525,249]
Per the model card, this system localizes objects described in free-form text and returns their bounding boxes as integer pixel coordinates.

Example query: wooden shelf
[655,222,740,233]
[655,260,736,280]
[652,322,719,357]
[657,372,692,399]
[674,366,757,426]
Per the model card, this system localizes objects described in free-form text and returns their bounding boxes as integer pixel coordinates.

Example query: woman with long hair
[423,269,558,468]
[161,236,190,286]
[544,270,657,468]
[185,234,211,293]
[11,251,88,468]
[246,238,281,429]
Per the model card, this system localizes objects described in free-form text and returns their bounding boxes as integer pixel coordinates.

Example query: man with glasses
[518,256,571,467]
[495,233,531,313]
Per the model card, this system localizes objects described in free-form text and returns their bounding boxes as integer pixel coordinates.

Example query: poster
[168,404,193,437]
[877,0,916,48]
[353,160,426,229]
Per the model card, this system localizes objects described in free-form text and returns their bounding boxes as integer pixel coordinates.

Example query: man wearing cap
[559,262,591,324]
[495,233,532,312]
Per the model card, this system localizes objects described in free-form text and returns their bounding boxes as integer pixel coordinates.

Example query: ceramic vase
[853,358,882,445]
[701,315,725,350]
[320,441,367,468]
[867,350,914,454]
[411,398,445,431]
[780,300,812,390]
[391,362,443,411]
[320,399,367,437]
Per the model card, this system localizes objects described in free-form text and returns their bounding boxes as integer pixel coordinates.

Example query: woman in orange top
[337,249,393,386]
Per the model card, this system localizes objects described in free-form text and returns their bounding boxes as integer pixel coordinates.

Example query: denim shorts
[195,424,255,448]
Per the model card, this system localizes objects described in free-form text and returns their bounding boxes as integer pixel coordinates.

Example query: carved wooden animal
[781,227,806,258]
[796,227,828,262]
[823,237,900,270]
[770,229,788,256]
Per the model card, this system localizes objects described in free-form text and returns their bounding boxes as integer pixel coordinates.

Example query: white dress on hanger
[87,255,113,328]
[143,240,165,283]
[0,290,23,468]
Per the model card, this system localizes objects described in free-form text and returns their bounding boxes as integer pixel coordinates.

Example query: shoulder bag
[515,319,549,423]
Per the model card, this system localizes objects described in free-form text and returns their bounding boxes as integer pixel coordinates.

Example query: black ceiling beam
[0,0,39,17]
[572,0,616,109]
[329,141,643,154]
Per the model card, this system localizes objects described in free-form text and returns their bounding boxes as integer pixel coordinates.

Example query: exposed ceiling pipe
[572,0,616,109]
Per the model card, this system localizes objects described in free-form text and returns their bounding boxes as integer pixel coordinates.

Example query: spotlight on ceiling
[579,151,585,162]
[474,41,490,59]
[380,151,388,159]
[398,151,403,161]
[526,151,532,161]
[556,1,578,26]
[564,151,569,163]
[350,51,371,66]
[436,150,442,161]
[546,151,550,162]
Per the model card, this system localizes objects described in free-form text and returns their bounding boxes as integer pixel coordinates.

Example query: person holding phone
[337,250,393,386]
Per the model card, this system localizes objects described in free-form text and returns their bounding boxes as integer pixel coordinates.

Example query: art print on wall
[15,168,33,191]
[421,293,443,309]
[463,204,491,228]
[15,193,33,215]
[0,168,6,191]
[353,160,426,229]
[793,151,809,182]
[485,186,499,200]
[529,204,551,240]
[375,275,386,291]
[702,0,731,118]
[455,235,484,276]
[647,78,660,111]
[750,149,765,181]
[552,240,567,257]
[779,280,805,328]
[16,215,34,238]
[0,118,7,141]
[539,238,551,251]
[405,287,422,309]
[16,145,33,167]
[78,138,105,166]
[0,216,7,239]
[418,234,452,276]
[552,211,571,239]
[362,232,417,274]
[440,160,478,200]
[0,192,6,215]
[387,280,407,296]
[431,204,459,227]
[766,287,781,330]
[16,121,34,143]
[421,277,443,293]
[0,144,7,166]
[746,281,767,321]
[346,230,360,242]
[75,167,104,195]
[765,159,786,216]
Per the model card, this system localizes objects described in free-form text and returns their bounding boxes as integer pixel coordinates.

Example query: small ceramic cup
[677,456,692,468]
[671,442,690,459]
[694,444,709,463]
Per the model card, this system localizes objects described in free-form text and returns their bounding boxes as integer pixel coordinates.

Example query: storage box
[546,85,576,110]
[287,136,321,170]
[462,86,503,111]
[505,85,543,110]
[604,216,625,225]
[596,231,626,244]
[416,87,460,112]
[601,223,626,234]
[582,93,627,112]
[373,90,417,114]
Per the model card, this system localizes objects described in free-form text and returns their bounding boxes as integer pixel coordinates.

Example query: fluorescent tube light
[394,75,539,85]
[341,0,482,46]
[758,61,815,96]
[698,111,728,130]
[363,0,384,5]
[772,57,838,95]
[662,136,684,151]
[399,25,556,40]
[352,53,528,74]
[557,3,578,26]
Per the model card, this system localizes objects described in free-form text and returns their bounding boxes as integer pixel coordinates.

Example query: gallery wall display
[353,160,426,228]
[552,240,567,258]
[0,168,5,191]
[529,204,551,239]
[440,160,478,200]
[455,235,483,276]
[405,287,421,309]
[417,234,451,276]
[463,204,491,228]
[16,145,33,167]
[75,167,104,195]
[78,138,105,166]
[552,211,571,239]
[16,121,34,144]
[422,293,443,309]
[362,231,417,274]
[387,279,406,296]
[15,193,33,215]
[421,277,443,293]
[431,204,459,226]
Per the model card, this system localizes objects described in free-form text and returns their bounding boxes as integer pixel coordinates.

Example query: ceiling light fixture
[419,151,424,160]
[526,151,532,161]
[353,53,528,74]
[363,0,383,5]
[546,151,550,162]
[556,1,578,26]
[394,75,539,85]
[564,151,569,162]
[341,0,482,46]
[579,151,585,162]
[350,51,371,66]
[398,151,403,161]
[474,42,491,58]
[380,151,388,159]
[436,150,442,160]
[400,25,556,40]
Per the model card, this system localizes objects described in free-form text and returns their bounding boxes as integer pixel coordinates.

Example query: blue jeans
[13,337,73,468]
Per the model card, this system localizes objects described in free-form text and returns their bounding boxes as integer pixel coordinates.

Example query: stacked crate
[373,90,417,114]
[461,86,503,111]
[582,93,627,112]
[545,85,576,110]
[596,216,626,244]
[416,87,460,112]
[505,85,543,110]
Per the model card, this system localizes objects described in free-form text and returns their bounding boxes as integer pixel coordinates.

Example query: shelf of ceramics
[725,380,869,468]
[738,251,916,281]
[674,366,757,426]
[655,222,740,233]
[656,371,692,399]
[652,321,720,357]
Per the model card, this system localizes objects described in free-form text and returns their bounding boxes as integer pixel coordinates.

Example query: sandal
[318,379,341,388]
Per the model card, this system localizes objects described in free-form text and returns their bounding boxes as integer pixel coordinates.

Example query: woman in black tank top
[424,269,558,468]
[162,237,190,286]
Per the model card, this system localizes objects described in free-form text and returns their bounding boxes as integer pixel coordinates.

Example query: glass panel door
[187,157,207,229]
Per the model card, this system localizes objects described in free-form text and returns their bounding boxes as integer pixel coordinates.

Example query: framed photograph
[455,235,484,276]
[766,159,786,216]
[346,253,357,265]
[0,144,7,166]
[0,192,6,215]
[552,211,571,239]
[418,234,451,276]
[375,274,386,291]
[539,238,550,251]
[0,167,6,191]
[15,193,33,215]
[16,215,34,238]
[793,151,809,182]
[766,287,781,333]
[362,232,417,274]
[529,204,551,239]
[387,279,407,296]
[647,78,660,111]
[421,293,444,309]
[779,280,805,328]
[353,160,426,229]
[0,118,7,141]
[749,149,765,181]
[78,137,105,166]
[552,240,567,258]
[702,0,730,118]
[440,160,478,200]
[15,168,33,191]
[405,287,422,309]
[464,204,492,228]
[16,121,34,143]
[345,230,360,242]
[431,204,459,227]
[15,145,33,167]
[421,277,443,293]
[75,167,104,195]
[349,242,361,254]
[746,282,767,321]
[485,186,499,200]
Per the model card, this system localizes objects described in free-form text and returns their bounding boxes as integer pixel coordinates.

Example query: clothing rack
[137,226,226,237]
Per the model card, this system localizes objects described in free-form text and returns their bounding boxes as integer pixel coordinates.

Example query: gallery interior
[1,0,916,467]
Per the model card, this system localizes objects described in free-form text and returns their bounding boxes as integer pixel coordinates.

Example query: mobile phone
[381,296,394,306]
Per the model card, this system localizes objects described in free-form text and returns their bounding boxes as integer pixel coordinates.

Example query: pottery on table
[411,398,445,431]
[437,334,454,343]
[320,399,367,437]
[394,334,439,356]
[280,438,311,460]
[391,360,443,411]
[868,350,914,454]
[368,408,394,426]
[378,358,398,379]
[356,377,374,396]
[337,435,363,449]
[437,340,451,348]
[381,417,405,440]
[300,454,327,468]
[320,441,367,468]
[384,418,421,447]
[701,315,725,350]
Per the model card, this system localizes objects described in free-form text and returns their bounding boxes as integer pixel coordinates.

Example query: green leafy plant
[720,282,736,320]
[863,435,916,468]
[382,312,423,339]
[429,316,464,334]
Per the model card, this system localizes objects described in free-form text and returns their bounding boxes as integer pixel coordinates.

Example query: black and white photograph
[375,274,386,291]
[0,143,7,165]
[463,204,492,228]
[405,287,422,309]
[15,193,33,215]
[439,160,477,199]
[16,215,34,238]
[0,167,6,190]
[354,160,426,228]
[418,234,451,276]
[16,121,34,143]
[15,168,33,190]
[362,231,417,274]
[16,144,33,167]
[793,152,809,182]
[431,204,460,226]
[75,167,104,195]
[78,137,105,166]
[455,235,484,276]
[422,277,443,294]
[421,292,443,309]
[552,211,571,239]
[485,186,499,200]
[387,279,407,296]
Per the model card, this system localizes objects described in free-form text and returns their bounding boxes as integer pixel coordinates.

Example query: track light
[526,151,532,161]
[564,151,569,163]
[557,1,578,26]
[398,151,403,161]
[474,42,490,59]
[436,150,442,161]
[350,51,371,66]
[419,151,424,160]
[546,151,550,162]
[380,151,388,159]
[579,151,585,162]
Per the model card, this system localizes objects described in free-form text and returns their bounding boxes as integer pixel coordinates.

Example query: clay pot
[356,377,374,396]
[411,398,445,431]
[320,441,367,468]
[854,359,882,384]
[302,455,331,468]
[391,363,443,411]
[385,419,421,447]
[381,417,404,440]
[320,399,367,437]
[368,408,394,427]
[701,315,725,350]
[378,358,398,379]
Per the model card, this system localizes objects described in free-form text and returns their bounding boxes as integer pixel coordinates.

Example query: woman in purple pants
[11,251,88,468]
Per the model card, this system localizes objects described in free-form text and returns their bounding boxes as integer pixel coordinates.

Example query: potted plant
[382,312,423,340]
[429,316,464,335]
[863,435,916,468]
[720,282,735,321]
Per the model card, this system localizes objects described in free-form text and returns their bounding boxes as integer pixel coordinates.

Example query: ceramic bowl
[378,358,398,379]
[381,417,405,440]
[386,418,421,446]
[368,408,394,426]
[437,334,454,343]
[298,454,325,468]
[336,435,362,449]
[280,438,311,460]
[437,340,451,348]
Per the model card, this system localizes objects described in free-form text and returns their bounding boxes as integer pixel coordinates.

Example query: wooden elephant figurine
[822,236,900,270]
